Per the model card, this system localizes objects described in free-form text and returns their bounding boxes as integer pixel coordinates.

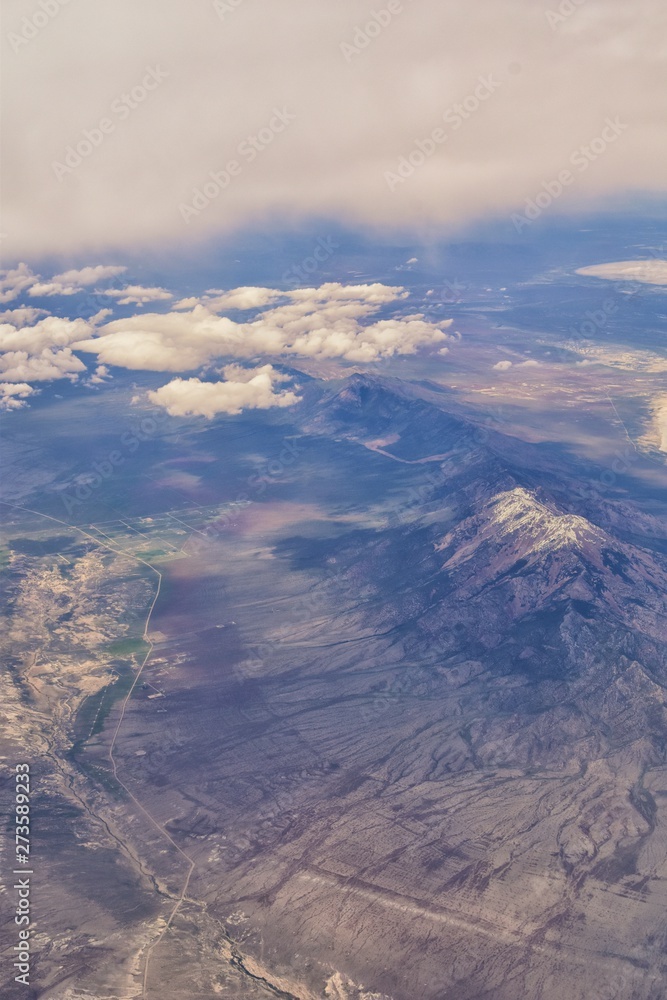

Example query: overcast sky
[3,0,667,260]
[1,1,666,422]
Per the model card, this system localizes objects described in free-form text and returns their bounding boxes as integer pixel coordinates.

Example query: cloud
[576,260,667,285]
[101,285,173,305]
[655,403,667,453]
[0,382,37,410]
[74,282,453,370]
[0,349,86,383]
[0,306,46,325]
[4,0,666,257]
[28,264,127,296]
[642,395,667,453]
[219,362,291,383]
[0,262,128,304]
[206,287,284,310]
[493,360,513,370]
[147,364,301,418]
[0,263,36,303]
[0,315,91,383]
[88,364,111,385]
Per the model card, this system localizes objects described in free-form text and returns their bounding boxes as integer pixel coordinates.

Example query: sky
[1,0,666,416]
[4,0,667,256]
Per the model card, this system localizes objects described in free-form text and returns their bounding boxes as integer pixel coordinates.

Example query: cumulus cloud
[0,350,86,383]
[0,382,37,410]
[0,315,91,383]
[493,360,513,370]
[0,263,36,303]
[576,260,667,285]
[219,362,291,383]
[3,0,666,258]
[147,364,301,418]
[0,306,46,325]
[28,264,127,296]
[101,285,173,305]
[74,282,453,370]
[88,364,111,385]
[207,287,284,311]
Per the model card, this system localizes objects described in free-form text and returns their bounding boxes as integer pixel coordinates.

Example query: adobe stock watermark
[340,0,413,63]
[576,284,638,346]
[423,279,470,310]
[59,410,170,515]
[212,0,246,19]
[384,404,511,531]
[511,116,628,232]
[52,66,169,181]
[561,242,664,357]
[7,0,73,55]
[281,236,340,288]
[384,74,503,190]
[186,436,305,548]
[546,0,587,30]
[179,107,296,224]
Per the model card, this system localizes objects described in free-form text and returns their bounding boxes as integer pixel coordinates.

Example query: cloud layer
[0,263,128,301]
[28,265,127,296]
[0,280,452,414]
[75,283,453,369]
[576,260,667,285]
[101,284,173,305]
[4,0,666,257]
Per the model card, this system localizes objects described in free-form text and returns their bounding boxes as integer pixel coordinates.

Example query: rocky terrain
[2,373,667,999]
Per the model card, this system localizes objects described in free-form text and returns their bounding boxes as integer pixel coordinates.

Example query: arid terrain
[2,373,667,999]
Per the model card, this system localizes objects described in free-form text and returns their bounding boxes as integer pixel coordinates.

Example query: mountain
[218,373,667,998]
[6,371,667,1000]
[303,372,479,462]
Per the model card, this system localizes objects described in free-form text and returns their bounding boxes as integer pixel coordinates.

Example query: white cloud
[493,360,513,370]
[173,296,201,310]
[89,308,114,326]
[148,364,301,418]
[219,362,291,383]
[4,0,666,257]
[0,382,37,410]
[655,404,667,453]
[88,364,111,385]
[576,260,667,285]
[0,315,91,354]
[289,283,403,306]
[0,263,36,303]
[643,395,667,453]
[0,315,91,383]
[0,306,46,325]
[207,286,284,310]
[74,282,453,371]
[101,285,173,305]
[28,264,127,296]
[0,349,86,383]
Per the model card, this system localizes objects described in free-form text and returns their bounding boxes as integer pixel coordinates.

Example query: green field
[104,636,149,657]
[70,663,137,752]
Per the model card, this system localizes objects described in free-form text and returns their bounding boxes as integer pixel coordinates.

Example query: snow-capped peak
[486,487,606,552]
[437,486,607,570]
